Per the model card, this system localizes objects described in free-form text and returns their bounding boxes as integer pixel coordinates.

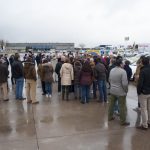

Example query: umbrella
[89,52,99,56]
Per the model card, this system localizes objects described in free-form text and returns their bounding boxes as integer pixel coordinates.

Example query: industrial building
[6,42,75,51]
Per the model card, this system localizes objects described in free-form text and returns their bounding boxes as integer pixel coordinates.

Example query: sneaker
[136,126,148,130]
[46,94,49,98]
[27,100,32,103]
[49,94,52,98]
[114,111,120,116]
[32,101,39,104]
[3,99,9,101]
[121,122,130,126]
[108,116,115,121]
[133,107,141,112]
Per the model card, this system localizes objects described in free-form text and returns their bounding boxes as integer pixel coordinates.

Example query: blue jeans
[81,85,90,103]
[16,77,24,99]
[97,80,107,102]
[45,82,52,95]
[74,84,81,98]
[93,80,97,98]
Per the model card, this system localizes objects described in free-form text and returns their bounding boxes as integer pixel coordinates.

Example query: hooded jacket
[60,63,74,85]
[80,62,93,86]
[74,61,82,84]
[42,63,54,83]
[94,62,107,80]
[23,62,36,81]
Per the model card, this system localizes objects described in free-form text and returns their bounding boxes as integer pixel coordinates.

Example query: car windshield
[126,55,140,64]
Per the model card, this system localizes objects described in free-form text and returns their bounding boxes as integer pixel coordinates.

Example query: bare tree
[5,40,9,47]
[0,40,4,50]
[0,39,8,50]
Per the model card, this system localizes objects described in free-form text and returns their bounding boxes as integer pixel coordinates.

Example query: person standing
[24,57,38,104]
[94,58,107,103]
[80,61,93,104]
[35,53,42,66]
[12,53,25,100]
[74,60,82,99]
[108,59,130,126]
[60,57,74,100]
[4,54,9,69]
[0,59,9,101]
[55,56,65,94]
[42,59,54,98]
[9,55,15,85]
[133,56,145,112]
[124,60,132,82]
[137,57,150,130]
[38,60,46,95]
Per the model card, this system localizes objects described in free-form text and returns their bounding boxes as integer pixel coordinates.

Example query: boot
[62,92,65,100]
[66,86,69,101]
[66,92,69,101]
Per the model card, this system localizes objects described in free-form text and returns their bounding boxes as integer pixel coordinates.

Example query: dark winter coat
[80,62,93,86]
[137,65,150,95]
[42,63,54,83]
[124,64,132,81]
[0,63,9,83]
[12,60,24,79]
[74,61,82,85]
[55,61,63,78]
[94,62,107,81]
[23,62,36,81]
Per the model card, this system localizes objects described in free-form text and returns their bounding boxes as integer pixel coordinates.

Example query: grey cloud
[0,0,150,47]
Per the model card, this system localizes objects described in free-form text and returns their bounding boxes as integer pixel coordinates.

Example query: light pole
[124,36,129,57]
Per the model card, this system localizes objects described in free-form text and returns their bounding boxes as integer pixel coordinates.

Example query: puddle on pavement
[40,116,53,123]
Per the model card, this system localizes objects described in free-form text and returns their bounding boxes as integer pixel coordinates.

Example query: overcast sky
[0,0,150,47]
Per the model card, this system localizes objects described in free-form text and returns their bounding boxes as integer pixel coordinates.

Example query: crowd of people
[0,50,150,129]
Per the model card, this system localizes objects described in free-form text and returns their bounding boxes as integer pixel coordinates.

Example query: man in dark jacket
[9,55,15,85]
[35,53,42,66]
[4,54,9,68]
[55,56,64,94]
[94,58,107,103]
[124,60,132,82]
[0,59,9,101]
[12,53,25,100]
[137,56,150,130]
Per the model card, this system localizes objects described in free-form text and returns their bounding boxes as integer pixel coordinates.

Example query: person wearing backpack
[24,57,38,104]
